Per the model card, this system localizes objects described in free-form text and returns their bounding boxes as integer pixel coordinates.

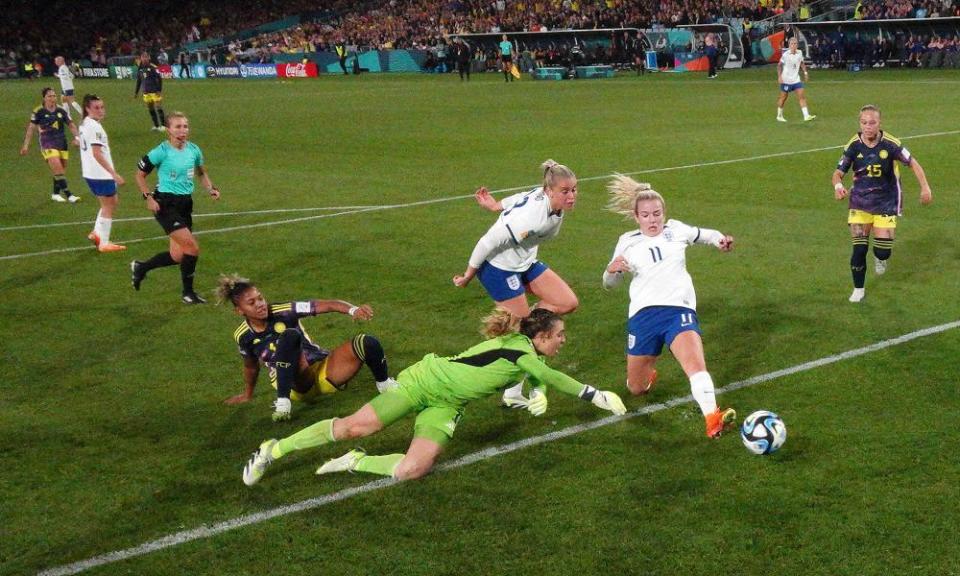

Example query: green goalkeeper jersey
[397,333,585,407]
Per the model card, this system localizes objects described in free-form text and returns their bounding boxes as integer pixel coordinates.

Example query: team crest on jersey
[856,153,864,159]
[274,322,286,333]
[534,192,544,201]
[628,334,636,349]
[507,274,521,291]
[879,149,889,159]
[664,229,674,241]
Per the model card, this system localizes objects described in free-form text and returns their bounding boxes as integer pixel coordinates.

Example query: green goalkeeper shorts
[369,386,464,447]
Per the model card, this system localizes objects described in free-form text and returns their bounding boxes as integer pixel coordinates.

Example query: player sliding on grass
[602,175,736,438]
[216,274,398,422]
[242,308,626,485]
[454,160,579,408]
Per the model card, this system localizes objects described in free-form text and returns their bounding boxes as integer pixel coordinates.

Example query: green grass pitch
[1,68,958,576]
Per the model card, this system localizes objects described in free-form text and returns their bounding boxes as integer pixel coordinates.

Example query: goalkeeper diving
[243,308,626,485]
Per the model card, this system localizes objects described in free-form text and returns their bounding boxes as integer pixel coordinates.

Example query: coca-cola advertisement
[275,62,318,78]
[157,64,174,79]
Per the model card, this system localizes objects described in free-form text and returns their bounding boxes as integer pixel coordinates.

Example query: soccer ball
[740,410,787,455]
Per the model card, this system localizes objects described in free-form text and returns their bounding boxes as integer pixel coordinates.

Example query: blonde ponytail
[540,159,576,190]
[606,174,664,219]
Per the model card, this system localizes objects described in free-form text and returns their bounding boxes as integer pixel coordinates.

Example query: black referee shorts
[153,192,193,234]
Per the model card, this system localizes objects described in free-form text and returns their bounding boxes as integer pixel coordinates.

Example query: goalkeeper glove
[527,386,548,416]
[579,385,627,416]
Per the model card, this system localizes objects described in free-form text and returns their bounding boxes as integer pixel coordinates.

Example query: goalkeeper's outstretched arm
[516,355,626,415]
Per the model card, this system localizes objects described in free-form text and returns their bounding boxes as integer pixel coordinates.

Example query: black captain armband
[138,155,155,174]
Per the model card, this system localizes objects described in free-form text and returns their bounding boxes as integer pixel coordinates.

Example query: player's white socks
[802,106,812,118]
[689,371,718,416]
[94,210,112,244]
[71,101,83,114]
[777,107,784,118]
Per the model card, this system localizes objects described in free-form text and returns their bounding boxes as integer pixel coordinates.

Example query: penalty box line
[5,129,958,262]
[37,319,960,576]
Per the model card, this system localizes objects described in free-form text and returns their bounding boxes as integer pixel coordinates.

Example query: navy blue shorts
[85,178,117,197]
[63,89,75,96]
[477,260,548,302]
[780,82,804,93]
[626,306,700,356]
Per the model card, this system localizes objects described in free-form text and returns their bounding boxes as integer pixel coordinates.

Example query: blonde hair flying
[605,174,665,219]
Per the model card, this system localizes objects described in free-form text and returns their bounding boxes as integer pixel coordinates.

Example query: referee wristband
[347,306,359,317]
[834,183,845,192]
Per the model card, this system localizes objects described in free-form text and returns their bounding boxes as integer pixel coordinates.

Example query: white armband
[294,301,312,314]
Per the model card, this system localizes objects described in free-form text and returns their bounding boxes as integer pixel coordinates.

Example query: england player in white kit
[602,175,736,438]
[455,160,579,406]
[79,94,126,252]
[777,38,815,122]
[54,56,83,116]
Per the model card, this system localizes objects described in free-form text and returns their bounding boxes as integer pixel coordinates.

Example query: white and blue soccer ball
[740,410,787,455]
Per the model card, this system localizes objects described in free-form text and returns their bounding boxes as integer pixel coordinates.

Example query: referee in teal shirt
[499,34,515,82]
[132,111,221,304]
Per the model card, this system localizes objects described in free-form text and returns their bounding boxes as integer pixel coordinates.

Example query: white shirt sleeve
[88,125,107,147]
[467,222,515,269]
[602,234,630,290]
[694,227,724,247]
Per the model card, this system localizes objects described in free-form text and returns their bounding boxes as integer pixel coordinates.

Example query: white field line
[0,206,385,232]
[4,129,958,263]
[36,319,960,576]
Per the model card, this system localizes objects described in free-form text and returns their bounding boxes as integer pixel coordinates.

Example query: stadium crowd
[4,0,960,76]
[807,28,960,68]
[4,0,785,72]
[855,0,960,19]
